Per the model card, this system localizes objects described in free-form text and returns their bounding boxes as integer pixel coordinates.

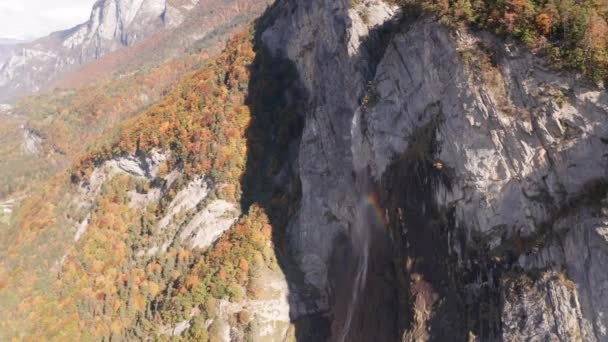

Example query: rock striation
[262,0,608,340]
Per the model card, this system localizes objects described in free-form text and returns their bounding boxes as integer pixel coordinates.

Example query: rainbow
[366,191,387,226]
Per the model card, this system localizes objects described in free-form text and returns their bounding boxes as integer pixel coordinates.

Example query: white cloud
[0,3,26,12]
[0,0,97,40]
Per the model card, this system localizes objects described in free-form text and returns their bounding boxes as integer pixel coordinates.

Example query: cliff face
[58,0,194,58]
[262,0,608,340]
[3,0,608,340]
[0,0,277,103]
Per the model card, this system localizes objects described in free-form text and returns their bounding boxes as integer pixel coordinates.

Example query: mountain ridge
[0,0,271,201]
[0,0,199,102]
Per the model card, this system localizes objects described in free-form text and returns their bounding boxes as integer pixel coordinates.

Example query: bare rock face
[501,271,595,341]
[362,21,608,341]
[64,0,187,55]
[0,0,198,102]
[70,150,291,340]
[262,0,399,310]
[262,0,608,340]
[20,127,42,156]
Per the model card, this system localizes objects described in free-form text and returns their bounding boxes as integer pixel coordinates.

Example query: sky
[0,0,97,40]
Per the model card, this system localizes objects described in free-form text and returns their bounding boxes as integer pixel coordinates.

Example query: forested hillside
[0,0,271,200]
[0,27,304,340]
[2,0,608,340]
[0,54,202,199]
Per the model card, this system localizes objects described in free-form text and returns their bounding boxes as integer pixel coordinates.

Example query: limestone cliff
[262,0,608,340]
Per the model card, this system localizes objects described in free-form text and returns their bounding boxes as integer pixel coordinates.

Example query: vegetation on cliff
[0,26,303,340]
[391,0,608,83]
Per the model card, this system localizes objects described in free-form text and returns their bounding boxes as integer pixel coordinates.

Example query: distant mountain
[0,38,25,66]
[54,0,272,89]
[0,0,271,199]
[0,0,199,102]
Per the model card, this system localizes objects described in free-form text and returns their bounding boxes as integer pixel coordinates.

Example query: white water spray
[340,108,375,342]
[339,191,373,342]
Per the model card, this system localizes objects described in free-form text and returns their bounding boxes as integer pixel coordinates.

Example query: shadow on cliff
[237,2,424,341]
[241,0,608,339]
[243,1,505,338]
[238,4,333,340]
[322,6,436,342]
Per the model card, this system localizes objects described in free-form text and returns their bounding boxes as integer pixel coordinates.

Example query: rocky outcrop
[501,271,595,341]
[69,149,292,340]
[262,0,404,339]
[262,0,399,311]
[20,127,42,156]
[65,0,192,55]
[364,19,608,342]
[74,151,239,252]
[179,199,238,249]
[262,0,608,340]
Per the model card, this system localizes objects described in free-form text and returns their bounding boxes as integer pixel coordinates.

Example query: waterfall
[339,108,375,341]
[339,189,373,342]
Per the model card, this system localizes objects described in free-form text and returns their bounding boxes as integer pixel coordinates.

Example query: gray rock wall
[263,0,608,340]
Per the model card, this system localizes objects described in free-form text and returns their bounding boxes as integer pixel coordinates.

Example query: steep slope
[2,0,608,341]
[0,0,268,102]
[0,54,200,200]
[0,0,272,201]
[261,0,608,340]
[54,0,273,89]
[0,28,305,340]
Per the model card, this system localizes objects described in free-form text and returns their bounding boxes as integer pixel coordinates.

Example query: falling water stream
[339,184,373,342]
[336,108,386,341]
